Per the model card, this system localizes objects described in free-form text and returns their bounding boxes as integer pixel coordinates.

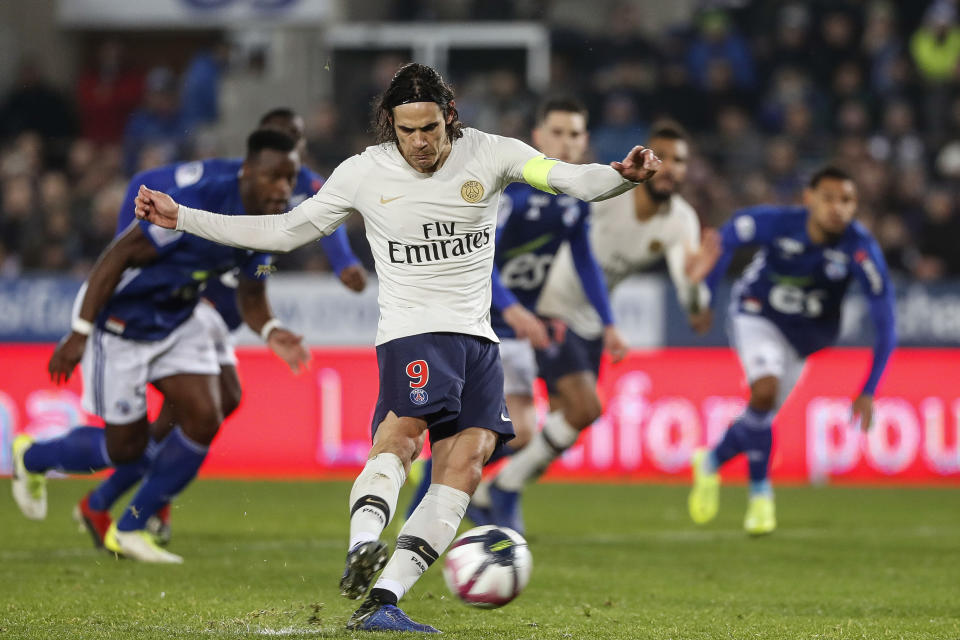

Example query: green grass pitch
[1,479,957,639]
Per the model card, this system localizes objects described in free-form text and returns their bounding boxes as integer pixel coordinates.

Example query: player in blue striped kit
[67,108,368,548]
[687,166,897,535]
[11,130,310,562]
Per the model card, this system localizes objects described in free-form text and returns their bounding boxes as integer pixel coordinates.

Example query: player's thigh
[729,314,791,386]
[451,337,514,450]
[552,371,602,429]
[431,426,498,494]
[147,307,223,440]
[149,400,178,442]
[80,329,151,426]
[774,349,807,410]
[152,373,223,444]
[218,365,242,418]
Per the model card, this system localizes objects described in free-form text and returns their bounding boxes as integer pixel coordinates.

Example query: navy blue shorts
[371,332,515,447]
[535,327,603,395]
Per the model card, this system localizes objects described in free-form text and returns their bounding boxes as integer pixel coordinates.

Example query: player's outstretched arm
[135,180,351,253]
[853,240,898,430]
[48,224,160,384]
[497,136,660,203]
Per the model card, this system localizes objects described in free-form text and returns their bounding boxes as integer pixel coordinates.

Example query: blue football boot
[346,597,439,633]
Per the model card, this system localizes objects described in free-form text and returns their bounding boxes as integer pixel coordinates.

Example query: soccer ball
[442,525,532,608]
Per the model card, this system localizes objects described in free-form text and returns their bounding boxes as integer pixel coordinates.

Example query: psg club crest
[410,388,429,406]
[460,180,484,203]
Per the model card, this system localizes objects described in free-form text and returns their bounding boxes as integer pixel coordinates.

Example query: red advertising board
[1,345,958,484]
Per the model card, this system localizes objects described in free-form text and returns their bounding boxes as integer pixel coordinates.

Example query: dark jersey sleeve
[851,233,897,395]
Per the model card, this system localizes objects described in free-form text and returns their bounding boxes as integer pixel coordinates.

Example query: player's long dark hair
[372,62,464,144]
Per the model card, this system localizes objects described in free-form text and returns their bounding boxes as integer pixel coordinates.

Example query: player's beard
[644,180,673,203]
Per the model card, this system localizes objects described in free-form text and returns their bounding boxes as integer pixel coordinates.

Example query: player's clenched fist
[134,185,179,229]
[610,145,662,183]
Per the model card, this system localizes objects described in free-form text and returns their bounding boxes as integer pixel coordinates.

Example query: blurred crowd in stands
[1,0,959,281]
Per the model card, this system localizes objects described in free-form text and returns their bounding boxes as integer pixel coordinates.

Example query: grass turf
[1,480,957,639]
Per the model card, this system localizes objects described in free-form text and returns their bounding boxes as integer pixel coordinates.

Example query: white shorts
[728,313,806,411]
[81,307,221,424]
[499,338,537,397]
[194,301,238,367]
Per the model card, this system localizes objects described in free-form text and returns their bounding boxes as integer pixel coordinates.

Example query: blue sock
[87,440,160,511]
[23,426,110,474]
[405,458,432,520]
[116,428,208,532]
[710,408,774,478]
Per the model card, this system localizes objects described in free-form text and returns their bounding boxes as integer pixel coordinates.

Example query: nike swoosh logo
[501,412,511,422]
[380,195,404,204]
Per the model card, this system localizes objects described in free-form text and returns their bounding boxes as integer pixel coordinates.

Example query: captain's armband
[521,155,559,195]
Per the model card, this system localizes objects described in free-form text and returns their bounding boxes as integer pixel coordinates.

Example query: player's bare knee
[180,405,223,446]
[565,395,602,430]
[750,377,779,413]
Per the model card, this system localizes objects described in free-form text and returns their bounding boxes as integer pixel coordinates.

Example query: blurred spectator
[180,44,230,130]
[875,213,915,274]
[79,179,127,265]
[652,59,705,131]
[703,104,764,178]
[913,187,960,279]
[0,60,78,169]
[762,4,813,80]
[868,99,925,169]
[758,67,822,133]
[591,93,647,164]
[0,173,36,256]
[910,2,960,83]
[75,41,144,144]
[686,10,756,92]
[305,101,352,178]
[122,67,184,175]
[910,1,960,138]
[763,137,803,204]
[862,2,904,95]
[811,8,864,86]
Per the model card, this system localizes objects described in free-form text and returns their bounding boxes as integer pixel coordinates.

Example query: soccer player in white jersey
[478,123,719,531]
[133,62,661,633]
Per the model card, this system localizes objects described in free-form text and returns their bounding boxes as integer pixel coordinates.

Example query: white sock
[371,483,469,603]
[495,410,579,491]
[348,453,406,551]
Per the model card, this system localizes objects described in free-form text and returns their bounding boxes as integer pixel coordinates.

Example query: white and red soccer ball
[442,525,532,608]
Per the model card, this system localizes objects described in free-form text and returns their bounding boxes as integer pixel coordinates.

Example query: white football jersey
[177,128,638,345]
[537,191,708,340]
